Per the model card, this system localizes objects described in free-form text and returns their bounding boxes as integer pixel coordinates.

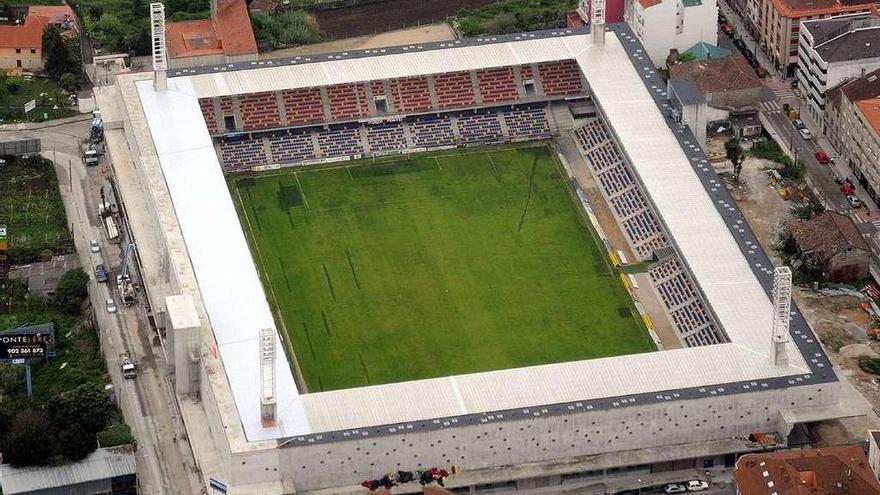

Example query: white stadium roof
[137,30,811,442]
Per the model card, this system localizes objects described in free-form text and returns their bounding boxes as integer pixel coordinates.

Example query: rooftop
[789,211,870,259]
[0,13,47,49]
[734,446,880,495]
[827,67,880,107]
[803,15,880,63]
[856,98,880,136]
[767,0,874,19]
[0,446,136,495]
[669,54,762,94]
[683,41,731,60]
[27,5,76,31]
[166,0,256,59]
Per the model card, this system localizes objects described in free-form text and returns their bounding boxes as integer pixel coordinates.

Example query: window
[15,48,20,53]
[30,48,35,54]
[16,60,21,68]
[223,115,236,131]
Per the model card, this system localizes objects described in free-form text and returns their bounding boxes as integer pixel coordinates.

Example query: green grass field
[231,146,654,392]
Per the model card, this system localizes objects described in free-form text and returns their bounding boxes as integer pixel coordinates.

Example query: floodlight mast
[771,266,792,366]
[260,328,277,427]
[590,0,606,45]
[150,3,168,91]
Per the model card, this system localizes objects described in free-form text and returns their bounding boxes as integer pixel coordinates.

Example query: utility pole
[69,159,72,192]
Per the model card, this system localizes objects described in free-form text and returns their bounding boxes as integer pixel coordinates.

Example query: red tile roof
[768,0,874,19]
[27,5,76,26]
[856,98,880,137]
[166,0,257,59]
[0,14,48,49]
[735,446,880,495]
[639,0,663,9]
[788,210,870,260]
[668,54,763,94]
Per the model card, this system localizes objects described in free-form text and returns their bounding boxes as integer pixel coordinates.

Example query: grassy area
[0,76,75,123]
[455,0,577,36]
[749,138,805,180]
[251,9,321,48]
[97,412,135,447]
[231,146,654,391]
[0,156,72,264]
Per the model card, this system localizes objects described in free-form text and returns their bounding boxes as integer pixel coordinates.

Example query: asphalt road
[0,120,202,495]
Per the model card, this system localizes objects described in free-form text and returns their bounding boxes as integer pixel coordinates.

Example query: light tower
[149,3,168,91]
[770,266,792,366]
[591,0,606,45]
[259,327,277,427]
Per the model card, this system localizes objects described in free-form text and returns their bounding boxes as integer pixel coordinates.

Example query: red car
[721,21,734,35]
[815,149,829,164]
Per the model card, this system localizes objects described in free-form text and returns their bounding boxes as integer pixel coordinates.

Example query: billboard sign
[0,324,55,361]
[0,224,6,251]
[23,99,36,113]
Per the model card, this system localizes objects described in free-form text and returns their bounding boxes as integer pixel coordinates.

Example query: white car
[90,239,100,253]
[847,194,863,208]
[799,128,813,140]
[665,484,688,494]
[106,298,118,314]
[687,480,710,492]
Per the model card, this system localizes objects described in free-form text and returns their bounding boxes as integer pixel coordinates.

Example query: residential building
[734,445,880,494]
[0,5,78,72]
[568,0,627,28]
[798,14,880,123]
[165,0,258,69]
[825,68,880,200]
[788,210,871,282]
[869,431,880,481]
[0,446,137,495]
[759,0,875,77]
[667,54,763,145]
[682,40,731,60]
[624,0,718,66]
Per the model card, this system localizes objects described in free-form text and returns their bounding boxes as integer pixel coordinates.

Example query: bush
[46,383,115,434]
[456,0,576,36]
[860,357,880,375]
[252,10,321,48]
[0,409,57,466]
[6,76,22,94]
[53,268,90,314]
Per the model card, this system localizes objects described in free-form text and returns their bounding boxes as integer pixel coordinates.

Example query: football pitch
[230,146,654,392]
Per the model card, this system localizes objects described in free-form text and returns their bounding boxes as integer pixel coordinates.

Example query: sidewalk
[0,113,93,132]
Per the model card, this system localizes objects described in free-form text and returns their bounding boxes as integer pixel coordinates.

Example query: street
[0,119,203,495]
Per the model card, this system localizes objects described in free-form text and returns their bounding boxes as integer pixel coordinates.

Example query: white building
[624,0,719,66]
[798,14,880,124]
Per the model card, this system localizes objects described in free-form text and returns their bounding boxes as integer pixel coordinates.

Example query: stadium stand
[239,92,281,130]
[219,137,268,170]
[365,122,407,152]
[199,98,219,134]
[268,130,317,164]
[282,87,326,126]
[327,83,371,120]
[573,119,724,347]
[476,67,520,104]
[389,77,433,113]
[409,115,457,148]
[433,71,476,109]
[316,124,364,158]
[457,111,504,144]
[538,60,584,96]
[503,105,551,141]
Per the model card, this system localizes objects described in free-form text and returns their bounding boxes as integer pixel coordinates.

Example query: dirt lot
[261,23,456,58]
[708,136,880,446]
[312,0,495,39]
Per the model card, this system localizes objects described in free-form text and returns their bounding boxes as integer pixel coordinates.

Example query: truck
[117,242,136,306]
[119,353,136,379]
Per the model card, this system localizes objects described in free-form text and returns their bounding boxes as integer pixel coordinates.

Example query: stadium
[106,13,853,494]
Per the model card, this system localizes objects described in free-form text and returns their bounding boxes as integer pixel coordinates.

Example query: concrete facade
[624,0,719,66]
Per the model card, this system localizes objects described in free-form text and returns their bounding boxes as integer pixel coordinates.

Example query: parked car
[686,480,710,492]
[665,484,688,494]
[848,195,863,208]
[799,128,813,140]
[95,264,108,283]
[718,14,727,24]
[721,21,735,35]
[106,298,118,314]
[815,149,829,164]
[733,38,745,50]
[90,239,100,253]
[792,118,806,130]
[755,66,769,78]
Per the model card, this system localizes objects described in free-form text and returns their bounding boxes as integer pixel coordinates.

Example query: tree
[53,268,89,314]
[43,24,77,80]
[6,75,22,93]
[725,137,745,181]
[56,423,98,461]
[59,72,79,95]
[46,383,115,433]
[0,409,57,466]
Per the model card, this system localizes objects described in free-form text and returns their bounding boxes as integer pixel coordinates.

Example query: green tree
[46,383,115,433]
[0,409,57,466]
[53,268,89,314]
[725,137,745,181]
[6,75,22,93]
[56,423,98,461]
[43,24,77,80]
[59,72,79,94]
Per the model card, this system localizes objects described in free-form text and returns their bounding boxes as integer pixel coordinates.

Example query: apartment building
[798,14,880,123]
[624,0,718,66]
[759,0,874,77]
[824,68,880,200]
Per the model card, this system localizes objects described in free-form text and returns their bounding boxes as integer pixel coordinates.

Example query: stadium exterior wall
[277,383,836,491]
